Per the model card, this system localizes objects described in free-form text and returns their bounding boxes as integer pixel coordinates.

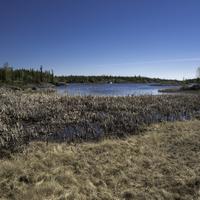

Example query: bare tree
[197,67,200,78]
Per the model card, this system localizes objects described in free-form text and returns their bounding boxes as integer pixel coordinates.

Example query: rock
[189,84,200,90]
[55,82,68,86]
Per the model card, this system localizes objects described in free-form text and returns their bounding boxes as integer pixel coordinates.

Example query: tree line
[0,63,180,85]
[184,67,200,84]
[0,63,54,84]
[0,63,199,85]
[56,75,180,84]
[53,67,200,84]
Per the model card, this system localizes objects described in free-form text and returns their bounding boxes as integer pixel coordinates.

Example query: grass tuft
[0,120,200,199]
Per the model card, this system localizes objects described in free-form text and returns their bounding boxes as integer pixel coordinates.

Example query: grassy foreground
[1,120,200,200]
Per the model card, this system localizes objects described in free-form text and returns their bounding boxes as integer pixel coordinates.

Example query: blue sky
[0,0,200,79]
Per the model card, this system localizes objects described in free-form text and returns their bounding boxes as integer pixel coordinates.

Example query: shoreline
[159,83,200,94]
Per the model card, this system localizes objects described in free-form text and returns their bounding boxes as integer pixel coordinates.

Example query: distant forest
[56,75,181,84]
[0,63,54,85]
[0,63,199,85]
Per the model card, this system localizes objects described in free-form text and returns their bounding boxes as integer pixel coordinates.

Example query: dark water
[56,83,176,96]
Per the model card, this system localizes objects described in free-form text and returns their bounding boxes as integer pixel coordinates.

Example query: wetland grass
[0,88,200,154]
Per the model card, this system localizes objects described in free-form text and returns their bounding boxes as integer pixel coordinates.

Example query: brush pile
[0,88,200,154]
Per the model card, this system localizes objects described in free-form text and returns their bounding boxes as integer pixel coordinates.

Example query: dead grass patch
[0,120,200,199]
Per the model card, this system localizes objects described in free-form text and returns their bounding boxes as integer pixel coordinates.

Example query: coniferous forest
[0,63,54,85]
[0,63,199,86]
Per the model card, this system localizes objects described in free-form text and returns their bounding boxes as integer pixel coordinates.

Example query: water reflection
[56,83,176,96]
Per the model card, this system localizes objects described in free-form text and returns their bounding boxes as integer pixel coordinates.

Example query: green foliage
[1,63,199,85]
[56,75,181,84]
[183,78,200,84]
[0,63,54,85]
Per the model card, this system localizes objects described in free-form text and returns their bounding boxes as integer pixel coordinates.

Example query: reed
[0,88,200,154]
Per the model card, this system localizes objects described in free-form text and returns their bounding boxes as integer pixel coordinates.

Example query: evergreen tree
[0,64,56,85]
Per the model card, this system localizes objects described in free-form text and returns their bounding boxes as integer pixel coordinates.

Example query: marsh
[0,88,200,155]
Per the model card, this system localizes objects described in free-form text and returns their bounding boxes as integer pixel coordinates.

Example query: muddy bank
[159,83,200,93]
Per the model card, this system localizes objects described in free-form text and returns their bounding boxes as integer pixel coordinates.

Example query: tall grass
[0,88,200,154]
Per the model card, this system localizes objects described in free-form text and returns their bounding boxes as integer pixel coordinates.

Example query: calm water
[56,83,176,96]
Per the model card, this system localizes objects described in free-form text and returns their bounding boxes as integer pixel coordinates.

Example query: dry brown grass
[0,120,200,200]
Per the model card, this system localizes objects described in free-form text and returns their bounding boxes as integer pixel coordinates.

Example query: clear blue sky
[0,0,200,79]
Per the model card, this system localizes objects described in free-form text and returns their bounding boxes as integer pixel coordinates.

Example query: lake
[56,83,176,96]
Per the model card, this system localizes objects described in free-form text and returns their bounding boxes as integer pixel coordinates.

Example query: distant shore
[1,81,200,96]
[159,83,200,94]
